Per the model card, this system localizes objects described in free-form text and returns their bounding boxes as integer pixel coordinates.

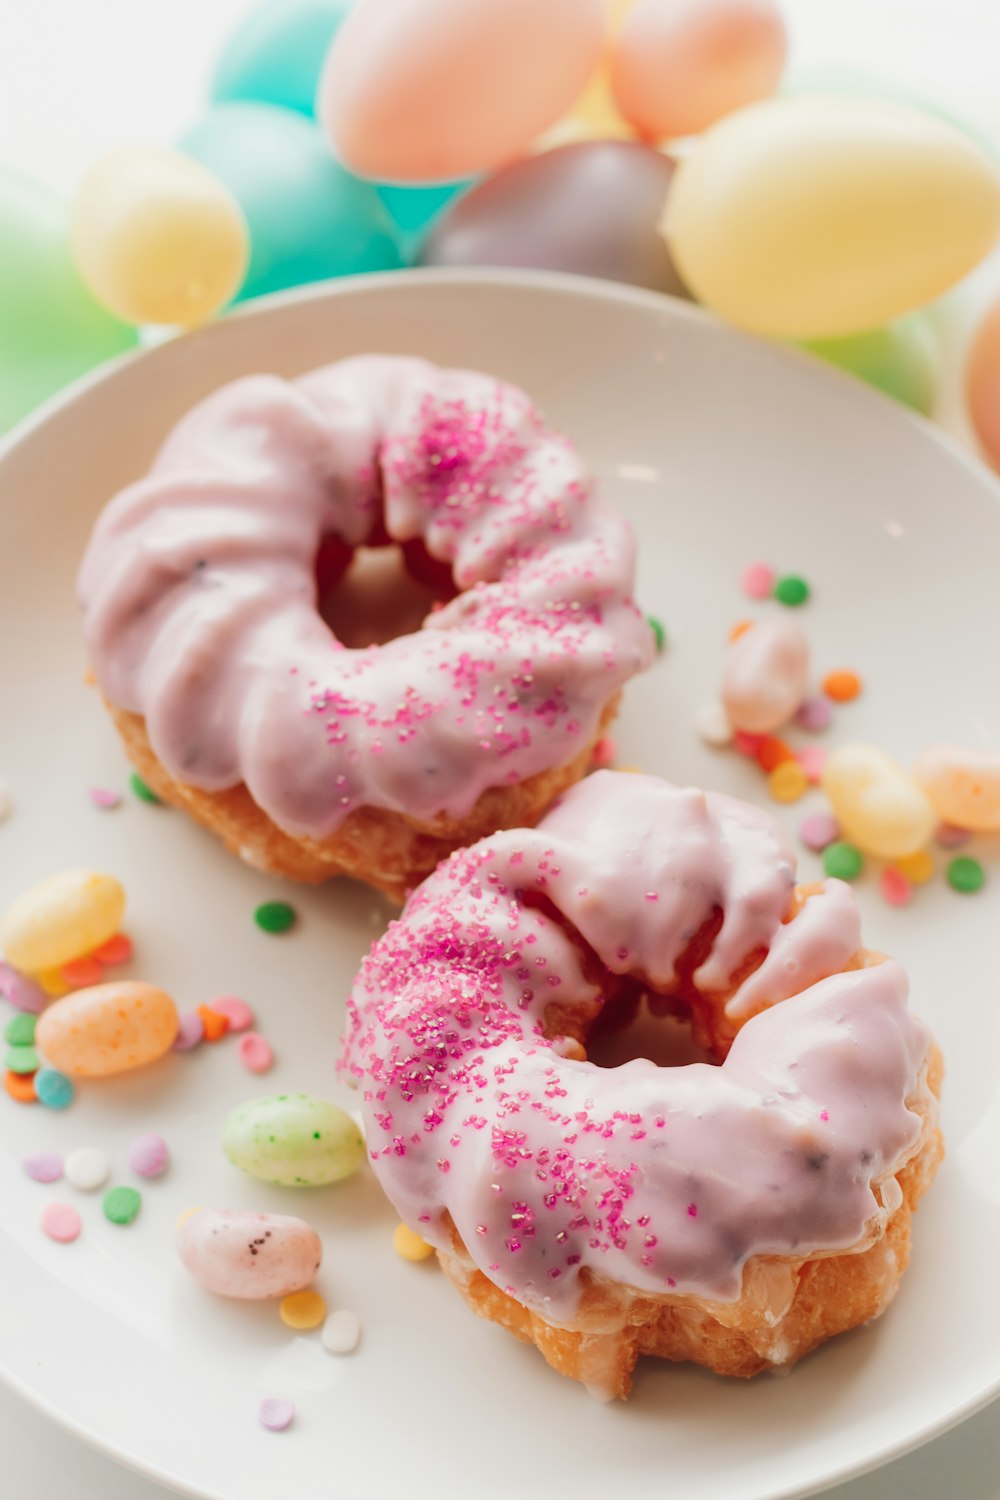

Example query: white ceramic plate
[0,270,998,1500]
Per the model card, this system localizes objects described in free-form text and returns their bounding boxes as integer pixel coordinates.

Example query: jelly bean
[237,1033,274,1073]
[280,1289,327,1329]
[197,1004,230,1042]
[799,812,840,853]
[894,849,935,885]
[881,868,913,907]
[0,869,125,975]
[321,1308,362,1354]
[319,0,606,183]
[180,104,402,299]
[393,1222,435,1262]
[0,171,137,435]
[913,746,1000,832]
[611,0,787,141]
[774,574,810,607]
[172,1011,205,1052]
[768,761,808,804]
[89,786,121,810]
[130,772,161,805]
[797,745,828,785]
[4,1013,36,1046]
[721,617,809,734]
[664,98,1000,340]
[208,996,254,1032]
[947,856,985,894]
[60,955,104,989]
[127,1132,170,1178]
[222,1093,365,1187]
[177,1208,323,1298]
[822,670,863,703]
[822,841,864,882]
[35,982,179,1078]
[71,149,249,328]
[757,735,794,772]
[935,822,971,849]
[92,933,133,966]
[37,970,70,999]
[795,696,833,734]
[802,317,936,416]
[23,1152,63,1184]
[967,294,1000,471]
[254,899,297,934]
[37,1068,76,1111]
[211,0,352,118]
[6,1046,39,1075]
[421,142,689,297]
[821,744,935,859]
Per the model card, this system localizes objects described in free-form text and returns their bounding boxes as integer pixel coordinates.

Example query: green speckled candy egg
[221,1093,365,1187]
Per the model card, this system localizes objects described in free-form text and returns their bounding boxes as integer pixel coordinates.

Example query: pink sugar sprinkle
[742,562,775,599]
[799,811,840,852]
[880,868,912,907]
[797,745,828,784]
[686,1203,698,1218]
[819,1110,830,1122]
[237,1033,274,1074]
[88,786,121,809]
[41,1202,81,1243]
[795,696,833,734]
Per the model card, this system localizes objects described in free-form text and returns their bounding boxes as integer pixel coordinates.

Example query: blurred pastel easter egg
[801,316,936,415]
[664,97,1000,340]
[375,180,473,256]
[612,0,786,141]
[966,294,1000,470]
[71,149,248,327]
[320,0,607,183]
[35,982,179,1078]
[421,142,689,297]
[914,746,1000,832]
[211,0,353,117]
[0,173,137,433]
[180,103,402,299]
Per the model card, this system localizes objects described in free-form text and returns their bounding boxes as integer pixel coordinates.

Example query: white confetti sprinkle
[65,1146,111,1192]
[321,1309,361,1355]
[696,701,734,748]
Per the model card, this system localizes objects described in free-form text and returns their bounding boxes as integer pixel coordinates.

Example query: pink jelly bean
[935,822,971,849]
[0,961,47,1014]
[127,1131,170,1178]
[797,745,828,784]
[172,1011,205,1051]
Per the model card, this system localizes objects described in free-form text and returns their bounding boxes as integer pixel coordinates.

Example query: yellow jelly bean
[821,744,935,860]
[279,1289,327,1330]
[663,97,1000,339]
[393,1223,435,1262]
[71,148,248,328]
[34,981,178,1077]
[0,869,124,974]
[914,746,1000,832]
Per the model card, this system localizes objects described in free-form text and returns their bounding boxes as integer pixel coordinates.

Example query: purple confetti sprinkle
[259,1397,295,1432]
[0,962,47,1015]
[794,696,833,733]
[23,1152,63,1184]
[127,1132,169,1178]
[172,1011,205,1052]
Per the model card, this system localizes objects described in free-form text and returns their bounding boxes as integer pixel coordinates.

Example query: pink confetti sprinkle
[819,1109,830,1122]
[127,1132,170,1178]
[742,562,775,599]
[799,812,840,852]
[172,1011,205,1052]
[797,745,828,784]
[209,995,254,1032]
[89,786,121,809]
[0,961,47,1015]
[880,868,912,907]
[590,736,617,769]
[237,1033,274,1074]
[259,1397,294,1432]
[795,696,833,733]
[41,1202,82,1243]
[732,730,764,757]
[23,1152,63,1183]
[935,822,971,849]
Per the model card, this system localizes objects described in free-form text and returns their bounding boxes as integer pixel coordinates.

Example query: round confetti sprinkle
[794,696,833,733]
[799,812,840,852]
[823,842,864,881]
[797,745,829,784]
[197,1004,230,1042]
[728,618,753,642]
[768,760,808,804]
[695,701,733,748]
[4,1071,36,1103]
[732,730,764,758]
[259,1397,295,1432]
[65,1147,110,1191]
[41,1202,82,1243]
[321,1309,361,1355]
[757,735,795,772]
[35,1069,74,1110]
[774,574,810,607]
[5,1045,39,1075]
[894,849,935,885]
[103,1185,142,1225]
[822,669,862,702]
[89,786,121,809]
[172,1011,205,1052]
[254,901,297,935]
[279,1290,327,1330]
[23,1151,63,1183]
[935,822,971,849]
[127,1132,170,1178]
[0,962,47,1014]
[129,772,162,804]
[393,1222,435,1262]
[0,778,12,820]
[237,1032,274,1074]
[741,561,775,599]
[60,955,104,988]
[4,1013,36,1047]
[92,932,133,965]
[590,735,617,768]
[880,867,912,907]
[646,615,667,653]
[209,996,254,1032]
[947,856,985,893]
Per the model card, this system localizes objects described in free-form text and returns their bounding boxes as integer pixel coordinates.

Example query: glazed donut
[77,357,652,901]
[342,771,942,1398]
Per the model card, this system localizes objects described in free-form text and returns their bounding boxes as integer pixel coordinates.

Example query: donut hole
[586,995,717,1069]
[315,531,458,648]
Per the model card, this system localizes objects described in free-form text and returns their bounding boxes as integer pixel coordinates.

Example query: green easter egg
[211,0,354,118]
[800,317,937,415]
[222,1091,366,1186]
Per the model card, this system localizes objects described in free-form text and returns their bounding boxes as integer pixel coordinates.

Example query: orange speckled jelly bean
[34,982,178,1078]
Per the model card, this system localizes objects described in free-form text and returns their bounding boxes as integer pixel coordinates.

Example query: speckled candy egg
[177,1208,323,1298]
[420,141,689,297]
[35,982,179,1077]
[319,0,607,183]
[222,1093,365,1186]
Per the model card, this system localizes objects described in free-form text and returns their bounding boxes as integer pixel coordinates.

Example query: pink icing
[342,772,933,1320]
[77,357,652,837]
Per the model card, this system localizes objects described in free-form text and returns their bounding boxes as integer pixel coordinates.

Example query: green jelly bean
[222,1092,365,1187]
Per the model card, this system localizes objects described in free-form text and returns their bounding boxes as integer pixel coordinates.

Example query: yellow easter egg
[71,148,248,327]
[663,97,1000,339]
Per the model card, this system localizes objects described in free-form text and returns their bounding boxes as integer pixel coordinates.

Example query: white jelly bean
[222,1093,365,1187]
[0,869,124,973]
[721,618,809,734]
[177,1208,322,1298]
[914,745,1000,832]
[35,981,178,1077]
[822,744,935,858]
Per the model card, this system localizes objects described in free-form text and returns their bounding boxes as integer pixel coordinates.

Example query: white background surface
[1,2,999,1496]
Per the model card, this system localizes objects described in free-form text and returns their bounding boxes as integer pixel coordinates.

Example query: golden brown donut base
[106,697,619,903]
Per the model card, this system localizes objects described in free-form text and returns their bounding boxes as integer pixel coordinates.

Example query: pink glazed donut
[77,357,653,900]
[342,771,942,1397]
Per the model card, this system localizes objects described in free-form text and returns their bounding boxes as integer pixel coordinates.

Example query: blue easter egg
[179,103,403,300]
[211,0,354,118]
[376,180,474,236]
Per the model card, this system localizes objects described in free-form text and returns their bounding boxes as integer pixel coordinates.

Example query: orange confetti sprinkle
[92,933,133,966]
[729,619,753,642]
[822,669,862,702]
[757,735,795,772]
[60,955,104,988]
[4,1070,37,1103]
[197,1004,230,1043]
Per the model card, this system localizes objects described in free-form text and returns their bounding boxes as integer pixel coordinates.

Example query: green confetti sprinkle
[4,1045,39,1074]
[255,900,297,935]
[774,574,811,607]
[822,842,864,881]
[646,615,667,654]
[103,1185,142,1225]
[947,856,984,893]
[130,771,162,805]
[4,1013,36,1047]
